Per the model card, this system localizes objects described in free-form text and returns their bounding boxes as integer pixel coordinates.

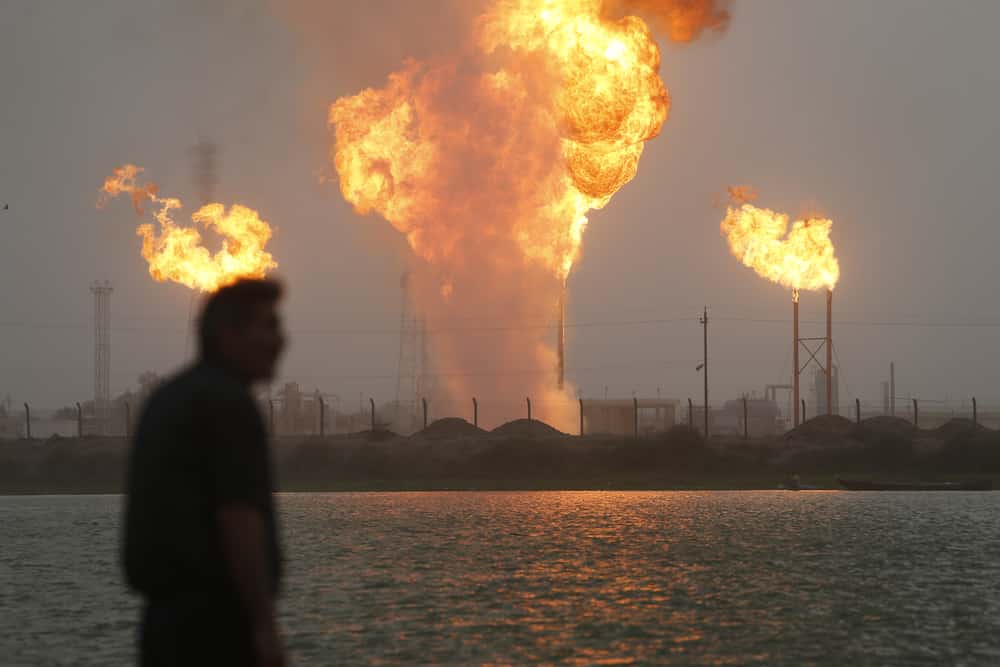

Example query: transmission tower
[91,280,113,433]
[395,272,419,430]
[186,138,219,356]
[191,138,219,207]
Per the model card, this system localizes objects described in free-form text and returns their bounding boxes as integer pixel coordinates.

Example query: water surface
[2,491,999,665]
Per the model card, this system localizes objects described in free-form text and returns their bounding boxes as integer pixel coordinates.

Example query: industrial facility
[581,399,679,437]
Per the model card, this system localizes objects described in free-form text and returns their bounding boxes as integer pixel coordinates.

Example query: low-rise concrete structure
[581,399,679,437]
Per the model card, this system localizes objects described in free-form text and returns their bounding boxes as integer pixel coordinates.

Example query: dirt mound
[785,414,854,442]
[856,416,915,436]
[933,418,982,441]
[491,419,565,438]
[356,428,398,442]
[416,417,487,440]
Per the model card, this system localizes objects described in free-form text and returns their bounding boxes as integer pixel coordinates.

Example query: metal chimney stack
[556,283,566,391]
[792,289,800,426]
[826,289,833,416]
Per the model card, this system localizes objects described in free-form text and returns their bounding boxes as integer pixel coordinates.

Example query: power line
[714,316,1000,329]
[4,313,1000,334]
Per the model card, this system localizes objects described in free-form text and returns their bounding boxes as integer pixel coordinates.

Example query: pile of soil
[491,419,565,438]
[933,418,982,441]
[355,428,399,442]
[784,415,854,443]
[416,417,487,440]
[855,416,915,438]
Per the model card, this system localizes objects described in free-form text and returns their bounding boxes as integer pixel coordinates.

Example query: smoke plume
[324,0,731,429]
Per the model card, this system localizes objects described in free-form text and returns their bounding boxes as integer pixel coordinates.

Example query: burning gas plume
[720,189,839,292]
[602,0,731,42]
[98,164,277,292]
[327,0,728,427]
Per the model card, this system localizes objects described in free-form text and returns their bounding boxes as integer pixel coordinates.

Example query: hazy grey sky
[2,0,1000,417]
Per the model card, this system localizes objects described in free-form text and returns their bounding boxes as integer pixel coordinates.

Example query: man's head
[198,279,285,382]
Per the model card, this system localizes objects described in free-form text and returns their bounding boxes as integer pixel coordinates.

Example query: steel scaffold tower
[395,272,429,430]
[91,280,113,434]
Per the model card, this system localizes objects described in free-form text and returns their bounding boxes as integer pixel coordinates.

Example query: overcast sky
[2,0,999,418]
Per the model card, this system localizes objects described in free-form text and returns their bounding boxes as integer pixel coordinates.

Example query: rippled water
[2,491,1000,665]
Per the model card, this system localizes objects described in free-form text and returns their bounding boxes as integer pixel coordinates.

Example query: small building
[581,399,679,437]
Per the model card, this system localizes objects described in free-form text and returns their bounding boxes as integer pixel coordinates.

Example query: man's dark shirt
[123,361,281,608]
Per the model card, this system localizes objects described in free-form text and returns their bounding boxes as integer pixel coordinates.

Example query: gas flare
[601,0,731,43]
[328,0,727,428]
[720,192,839,292]
[98,164,277,292]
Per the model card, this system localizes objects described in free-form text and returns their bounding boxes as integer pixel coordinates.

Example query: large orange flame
[327,0,725,427]
[98,164,277,292]
[602,0,731,42]
[720,191,839,292]
[332,1,670,281]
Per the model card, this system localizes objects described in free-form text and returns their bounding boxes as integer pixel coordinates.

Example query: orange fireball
[98,164,277,293]
[327,0,727,427]
[331,0,670,281]
[720,194,839,292]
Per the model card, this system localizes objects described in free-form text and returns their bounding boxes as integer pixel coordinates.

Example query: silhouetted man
[123,279,286,667]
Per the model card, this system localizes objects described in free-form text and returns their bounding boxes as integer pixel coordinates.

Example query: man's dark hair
[198,279,282,360]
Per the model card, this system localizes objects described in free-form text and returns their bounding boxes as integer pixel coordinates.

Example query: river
[2,491,999,665]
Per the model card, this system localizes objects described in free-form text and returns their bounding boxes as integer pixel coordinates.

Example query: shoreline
[3,417,998,495]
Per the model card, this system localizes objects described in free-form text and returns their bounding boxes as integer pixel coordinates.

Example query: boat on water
[837,478,993,491]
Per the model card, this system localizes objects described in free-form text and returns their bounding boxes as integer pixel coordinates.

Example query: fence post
[472,397,478,429]
[124,401,131,438]
[369,398,376,432]
[855,398,861,424]
[319,396,325,436]
[526,397,532,422]
[422,398,428,430]
[24,403,31,440]
[800,399,806,423]
[268,400,275,434]
[743,397,749,439]
[633,397,639,438]
[688,398,693,429]
[579,398,584,436]
[973,397,978,427]
[76,402,83,437]
[913,398,919,428]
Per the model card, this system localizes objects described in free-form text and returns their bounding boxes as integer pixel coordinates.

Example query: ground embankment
[2,418,998,494]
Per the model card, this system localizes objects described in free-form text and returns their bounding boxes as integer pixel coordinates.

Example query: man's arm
[218,506,283,667]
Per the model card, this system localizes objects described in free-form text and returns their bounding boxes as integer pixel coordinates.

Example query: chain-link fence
[3,394,999,442]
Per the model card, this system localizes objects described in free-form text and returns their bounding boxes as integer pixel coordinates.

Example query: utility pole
[890,362,896,417]
[700,307,709,438]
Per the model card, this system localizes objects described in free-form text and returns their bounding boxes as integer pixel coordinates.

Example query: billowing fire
[97,164,277,292]
[327,1,729,427]
[720,189,839,292]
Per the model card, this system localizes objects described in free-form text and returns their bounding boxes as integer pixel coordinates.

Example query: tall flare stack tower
[557,283,566,391]
[791,288,834,426]
[720,192,840,426]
